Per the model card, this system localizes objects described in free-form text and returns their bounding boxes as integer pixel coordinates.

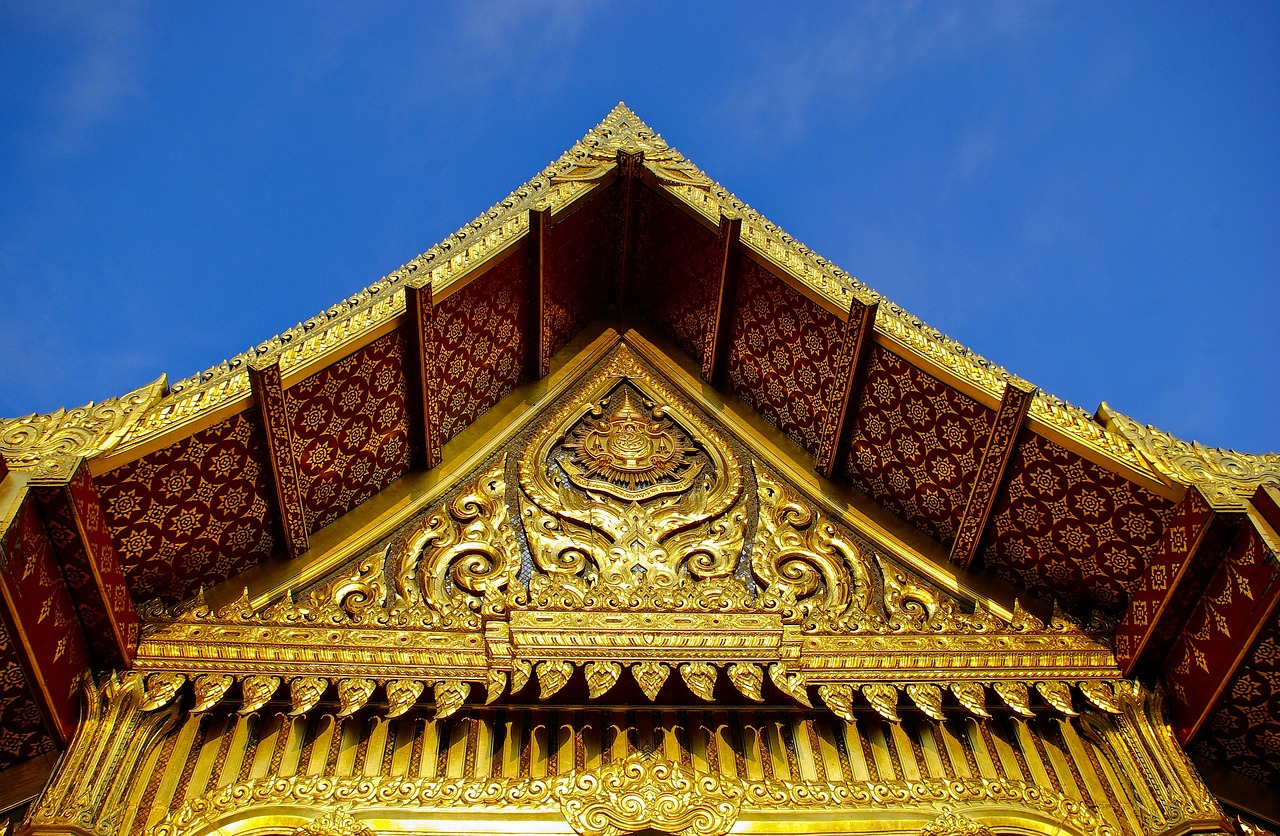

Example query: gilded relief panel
[23,342,1229,836]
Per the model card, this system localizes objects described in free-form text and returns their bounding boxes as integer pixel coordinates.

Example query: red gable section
[1190,611,1280,787]
[982,431,1175,613]
[630,182,722,365]
[434,247,531,444]
[0,618,55,769]
[543,187,619,359]
[725,260,846,458]
[31,464,137,669]
[0,500,88,747]
[841,345,995,546]
[285,330,412,532]
[96,410,279,604]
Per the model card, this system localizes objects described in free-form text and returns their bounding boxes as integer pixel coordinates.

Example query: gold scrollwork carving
[518,351,747,609]
[537,660,574,700]
[239,675,282,715]
[394,456,523,627]
[430,680,471,720]
[384,679,424,718]
[555,751,743,836]
[140,673,186,712]
[292,810,374,836]
[919,811,997,836]
[585,661,622,699]
[1100,403,1280,507]
[0,375,165,465]
[289,677,328,716]
[191,674,233,714]
[727,663,764,702]
[336,678,375,717]
[905,683,946,721]
[753,467,880,631]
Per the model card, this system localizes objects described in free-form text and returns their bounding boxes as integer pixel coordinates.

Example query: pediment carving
[135,345,1125,723]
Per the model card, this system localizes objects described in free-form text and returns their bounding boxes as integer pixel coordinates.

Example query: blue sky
[1,1,1277,454]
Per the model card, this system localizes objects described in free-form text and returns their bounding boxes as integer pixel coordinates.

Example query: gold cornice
[0,376,166,470]
[1099,402,1280,509]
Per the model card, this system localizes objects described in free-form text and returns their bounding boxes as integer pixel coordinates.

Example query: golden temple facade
[1,106,1277,836]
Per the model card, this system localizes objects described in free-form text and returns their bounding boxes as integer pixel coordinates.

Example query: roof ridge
[3,105,1276,502]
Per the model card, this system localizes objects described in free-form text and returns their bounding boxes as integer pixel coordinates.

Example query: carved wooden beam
[1113,486,1236,676]
[404,277,443,469]
[28,455,138,670]
[950,380,1035,569]
[248,359,309,557]
[528,206,551,380]
[700,214,742,385]
[615,150,643,308]
[814,299,878,479]
[1165,506,1280,743]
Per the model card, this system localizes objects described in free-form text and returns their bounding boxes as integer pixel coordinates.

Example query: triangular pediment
[3,105,1255,835]
[135,337,1122,724]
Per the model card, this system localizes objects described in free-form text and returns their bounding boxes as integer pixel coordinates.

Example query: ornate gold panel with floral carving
[22,341,1228,836]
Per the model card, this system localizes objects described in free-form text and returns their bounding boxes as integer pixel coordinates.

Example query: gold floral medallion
[561,387,699,500]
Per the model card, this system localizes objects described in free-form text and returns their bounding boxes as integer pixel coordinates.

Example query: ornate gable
[132,342,1124,725]
[1,105,1276,832]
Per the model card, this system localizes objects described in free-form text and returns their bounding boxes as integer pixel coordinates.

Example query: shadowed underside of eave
[0,104,1278,805]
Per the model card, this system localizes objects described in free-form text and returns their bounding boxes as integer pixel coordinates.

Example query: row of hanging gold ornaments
[135,666,1124,722]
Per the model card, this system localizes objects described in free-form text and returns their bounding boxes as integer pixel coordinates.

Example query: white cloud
[721,1,1047,145]
[11,0,150,158]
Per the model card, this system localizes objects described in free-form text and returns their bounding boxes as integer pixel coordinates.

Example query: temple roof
[1,104,1278,821]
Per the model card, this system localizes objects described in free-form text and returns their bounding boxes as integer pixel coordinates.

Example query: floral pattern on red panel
[840,346,994,544]
[0,499,88,745]
[1189,612,1280,787]
[97,410,279,605]
[1112,488,1229,671]
[286,330,412,532]
[725,260,845,457]
[434,249,530,442]
[630,184,720,363]
[32,465,138,668]
[0,619,55,768]
[981,432,1174,614]
[1165,525,1279,733]
[544,189,618,359]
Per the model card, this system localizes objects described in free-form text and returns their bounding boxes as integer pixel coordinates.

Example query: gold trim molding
[1099,403,1280,508]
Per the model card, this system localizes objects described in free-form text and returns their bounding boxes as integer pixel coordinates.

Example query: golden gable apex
[1,103,1275,504]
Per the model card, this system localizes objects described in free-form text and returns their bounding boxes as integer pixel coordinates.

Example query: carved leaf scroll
[556,751,742,836]
[753,468,880,631]
[394,456,522,627]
